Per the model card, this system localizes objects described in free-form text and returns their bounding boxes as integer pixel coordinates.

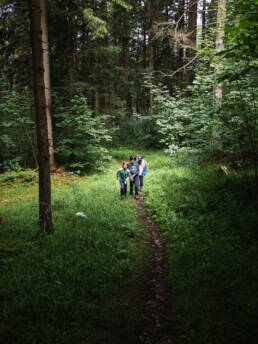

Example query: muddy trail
[135,195,174,344]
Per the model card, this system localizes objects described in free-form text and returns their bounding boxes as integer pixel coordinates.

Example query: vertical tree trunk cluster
[29,0,52,233]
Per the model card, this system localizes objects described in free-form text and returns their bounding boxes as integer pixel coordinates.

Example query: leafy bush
[19,171,37,183]
[117,111,163,148]
[0,80,36,170]
[0,170,37,185]
[53,93,112,171]
[1,172,17,183]
[154,58,258,177]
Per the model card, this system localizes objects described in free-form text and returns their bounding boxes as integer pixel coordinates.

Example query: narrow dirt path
[135,195,174,344]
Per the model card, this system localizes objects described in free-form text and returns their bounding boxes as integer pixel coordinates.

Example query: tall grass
[1,149,257,343]
[0,161,145,343]
[143,152,258,344]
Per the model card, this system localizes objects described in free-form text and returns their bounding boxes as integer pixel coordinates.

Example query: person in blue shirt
[128,155,139,200]
[137,154,148,193]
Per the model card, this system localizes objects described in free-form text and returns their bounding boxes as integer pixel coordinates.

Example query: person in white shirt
[136,154,148,193]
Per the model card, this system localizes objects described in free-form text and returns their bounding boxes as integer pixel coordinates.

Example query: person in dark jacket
[128,155,139,199]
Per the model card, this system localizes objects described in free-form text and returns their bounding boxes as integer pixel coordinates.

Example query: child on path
[137,154,148,193]
[116,162,129,197]
[128,155,140,200]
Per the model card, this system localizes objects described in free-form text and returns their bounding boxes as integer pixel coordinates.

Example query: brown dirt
[135,195,174,344]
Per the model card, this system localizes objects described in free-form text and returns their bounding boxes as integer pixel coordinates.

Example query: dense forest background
[0,0,257,173]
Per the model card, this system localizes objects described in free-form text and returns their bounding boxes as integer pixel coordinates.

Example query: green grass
[141,150,258,344]
[0,160,147,344]
[1,148,258,344]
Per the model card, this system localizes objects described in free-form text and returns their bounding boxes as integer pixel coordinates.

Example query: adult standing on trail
[137,154,148,193]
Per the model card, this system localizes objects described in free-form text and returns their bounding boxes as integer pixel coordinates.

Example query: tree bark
[94,88,100,116]
[29,0,53,233]
[177,0,185,87]
[147,0,154,111]
[40,0,54,168]
[123,36,132,115]
[211,0,226,153]
[187,0,198,83]
[202,0,206,43]
[214,0,226,105]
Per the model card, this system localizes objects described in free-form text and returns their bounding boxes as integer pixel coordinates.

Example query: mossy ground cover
[0,159,149,344]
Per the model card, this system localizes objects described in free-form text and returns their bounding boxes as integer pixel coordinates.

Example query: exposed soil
[135,195,174,344]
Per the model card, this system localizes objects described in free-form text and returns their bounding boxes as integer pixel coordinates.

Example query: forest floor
[135,195,174,344]
[0,147,258,344]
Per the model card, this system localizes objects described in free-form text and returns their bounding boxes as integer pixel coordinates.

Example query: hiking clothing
[128,162,139,177]
[130,175,139,196]
[128,161,139,196]
[137,159,147,176]
[120,181,127,196]
[116,168,129,183]
[116,168,129,197]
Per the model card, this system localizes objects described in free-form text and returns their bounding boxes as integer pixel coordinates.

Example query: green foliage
[0,170,37,185]
[154,69,217,156]
[143,150,258,344]
[53,94,112,171]
[0,160,144,343]
[0,80,36,170]
[83,8,108,39]
[154,54,258,175]
[219,67,258,169]
[225,0,258,60]
[117,112,163,148]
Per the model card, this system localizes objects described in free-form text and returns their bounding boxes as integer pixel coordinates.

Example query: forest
[0,0,257,343]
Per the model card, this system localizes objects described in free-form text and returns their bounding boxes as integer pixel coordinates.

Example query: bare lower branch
[150,55,199,78]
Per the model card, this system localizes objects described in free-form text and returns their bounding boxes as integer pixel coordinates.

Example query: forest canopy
[0,0,257,175]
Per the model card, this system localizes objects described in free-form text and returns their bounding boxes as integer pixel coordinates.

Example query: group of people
[116,154,148,200]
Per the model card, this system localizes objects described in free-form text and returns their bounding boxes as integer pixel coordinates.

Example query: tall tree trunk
[29,0,53,233]
[149,40,154,110]
[202,0,206,43]
[40,0,54,168]
[123,36,132,115]
[67,14,76,83]
[94,88,100,116]
[177,0,185,87]
[214,0,226,105]
[211,0,226,153]
[147,0,154,111]
[187,0,198,83]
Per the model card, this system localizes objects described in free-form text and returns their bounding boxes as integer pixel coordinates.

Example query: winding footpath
[135,196,174,344]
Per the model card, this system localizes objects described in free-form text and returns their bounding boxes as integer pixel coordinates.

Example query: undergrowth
[1,148,257,344]
[0,160,146,344]
[143,151,258,344]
